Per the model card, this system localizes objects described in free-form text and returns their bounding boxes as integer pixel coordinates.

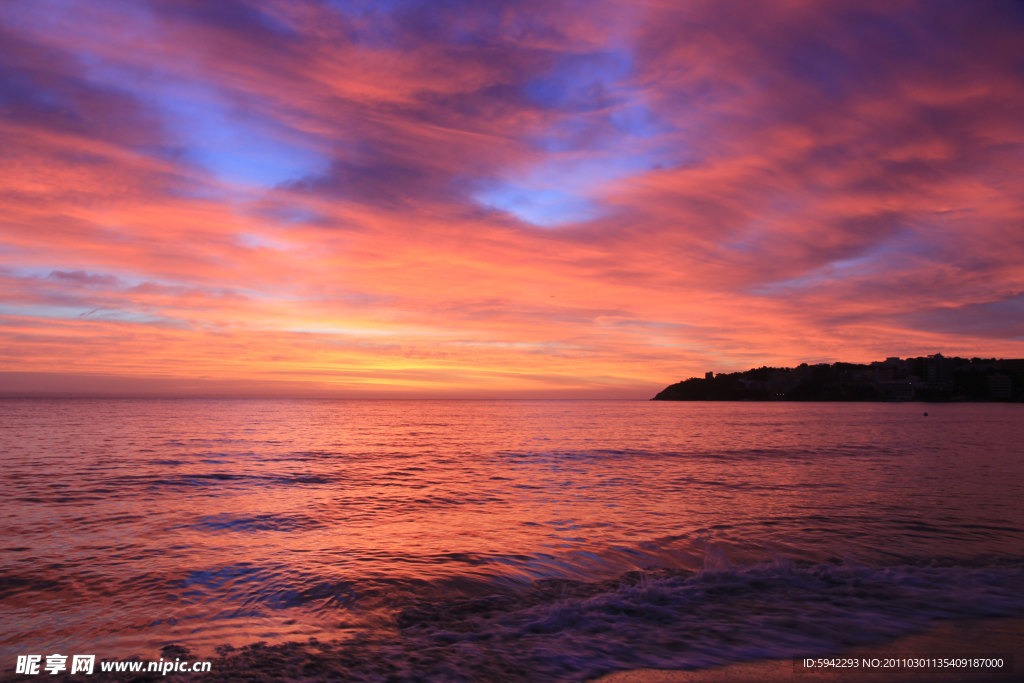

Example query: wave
[178,556,1024,681]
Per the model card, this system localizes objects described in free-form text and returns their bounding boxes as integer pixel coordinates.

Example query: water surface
[2,399,1022,677]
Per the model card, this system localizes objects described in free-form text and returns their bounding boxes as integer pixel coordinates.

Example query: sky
[1,0,1023,398]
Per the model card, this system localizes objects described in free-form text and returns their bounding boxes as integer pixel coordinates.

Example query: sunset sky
[2,0,1023,397]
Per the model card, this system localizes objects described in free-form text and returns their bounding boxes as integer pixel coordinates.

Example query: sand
[594,617,1023,682]
[36,616,1013,681]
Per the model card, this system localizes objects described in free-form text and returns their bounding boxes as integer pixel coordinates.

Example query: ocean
[1,399,1022,679]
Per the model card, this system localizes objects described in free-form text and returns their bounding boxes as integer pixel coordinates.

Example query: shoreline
[594,617,1023,682]
[124,616,1024,681]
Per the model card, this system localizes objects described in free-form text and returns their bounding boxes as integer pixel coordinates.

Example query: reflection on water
[1,399,1023,672]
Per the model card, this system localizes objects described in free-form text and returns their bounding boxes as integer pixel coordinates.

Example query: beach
[55,616,1018,681]
[596,618,1022,682]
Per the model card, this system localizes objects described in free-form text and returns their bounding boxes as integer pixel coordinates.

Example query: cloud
[2,0,1023,395]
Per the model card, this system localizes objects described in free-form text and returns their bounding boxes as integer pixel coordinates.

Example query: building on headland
[988,374,1012,401]
[877,379,916,401]
[874,357,909,380]
[925,353,948,382]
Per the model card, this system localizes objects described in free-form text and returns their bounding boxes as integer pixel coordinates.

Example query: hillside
[653,355,1024,401]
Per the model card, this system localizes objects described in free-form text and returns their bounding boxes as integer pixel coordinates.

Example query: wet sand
[5,616,1013,681]
[594,617,1022,682]
[139,616,1016,682]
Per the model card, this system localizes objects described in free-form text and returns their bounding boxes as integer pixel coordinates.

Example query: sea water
[1,399,1022,678]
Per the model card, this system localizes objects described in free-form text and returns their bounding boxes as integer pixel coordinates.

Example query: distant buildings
[653,354,1024,401]
[988,374,1012,400]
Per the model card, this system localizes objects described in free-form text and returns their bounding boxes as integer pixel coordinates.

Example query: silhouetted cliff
[652,355,1024,401]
